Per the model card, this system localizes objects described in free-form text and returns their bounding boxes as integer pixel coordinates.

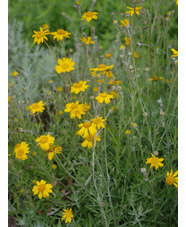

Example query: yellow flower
[55,58,75,73]
[125,37,131,46]
[171,48,178,57]
[32,180,53,199]
[176,0,178,5]
[133,52,139,58]
[93,87,99,92]
[105,53,112,58]
[32,151,37,156]
[91,117,106,129]
[13,142,30,161]
[71,81,89,94]
[50,29,71,41]
[28,100,45,114]
[57,86,62,92]
[108,79,121,86]
[131,123,137,128]
[80,36,94,45]
[165,169,178,188]
[41,24,49,30]
[35,135,55,151]
[32,27,49,44]
[52,164,57,170]
[82,11,98,22]
[59,110,63,115]
[77,121,97,137]
[159,76,164,80]
[120,19,129,27]
[9,83,13,87]
[125,129,131,135]
[76,1,80,5]
[64,101,82,113]
[120,45,125,50]
[8,96,11,103]
[126,6,142,16]
[82,102,91,112]
[91,71,97,77]
[165,79,171,83]
[11,71,18,77]
[81,134,101,148]
[89,64,114,72]
[48,79,53,84]
[146,153,164,170]
[70,107,86,119]
[61,208,74,224]
[149,76,158,82]
[45,145,62,160]
[97,79,104,84]
[96,92,113,104]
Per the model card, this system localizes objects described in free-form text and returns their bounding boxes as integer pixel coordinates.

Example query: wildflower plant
[8,1,178,226]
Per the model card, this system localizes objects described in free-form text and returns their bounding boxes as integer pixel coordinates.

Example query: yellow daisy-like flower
[126,6,142,16]
[52,164,57,170]
[35,135,55,151]
[8,96,11,103]
[93,87,99,92]
[80,36,94,45]
[120,19,129,27]
[108,79,122,86]
[77,121,97,137]
[96,92,113,104]
[133,52,139,58]
[9,83,13,87]
[165,169,178,188]
[125,129,131,135]
[125,37,131,46]
[105,53,112,58]
[32,180,53,199]
[41,24,49,30]
[61,208,74,224]
[50,29,71,41]
[57,86,62,92]
[120,45,125,50]
[59,110,64,115]
[91,117,106,129]
[81,11,98,22]
[71,81,89,94]
[171,48,178,57]
[70,107,86,119]
[176,0,178,5]
[28,100,45,114]
[149,76,158,82]
[81,134,101,148]
[55,58,75,73]
[64,100,82,112]
[131,122,137,128]
[82,102,91,112]
[89,64,114,72]
[32,27,49,45]
[104,69,114,79]
[146,153,164,170]
[11,70,18,77]
[45,145,62,161]
[13,142,30,161]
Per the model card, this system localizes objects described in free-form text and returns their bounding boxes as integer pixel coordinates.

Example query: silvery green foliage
[8,20,56,103]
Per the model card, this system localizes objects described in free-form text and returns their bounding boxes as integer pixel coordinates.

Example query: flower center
[100,93,108,98]
[71,104,78,110]
[166,176,175,185]
[86,12,93,17]
[38,184,46,192]
[32,104,40,109]
[153,76,158,81]
[94,119,101,124]
[83,122,91,128]
[17,148,24,156]
[36,31,44,38]
[74,83,82,88]
[40,137,48,143]
[62,63,69,69]
[151,157,159,164]
[73,109,81,115]
[98,64,106,69]
[57,29,65,35]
